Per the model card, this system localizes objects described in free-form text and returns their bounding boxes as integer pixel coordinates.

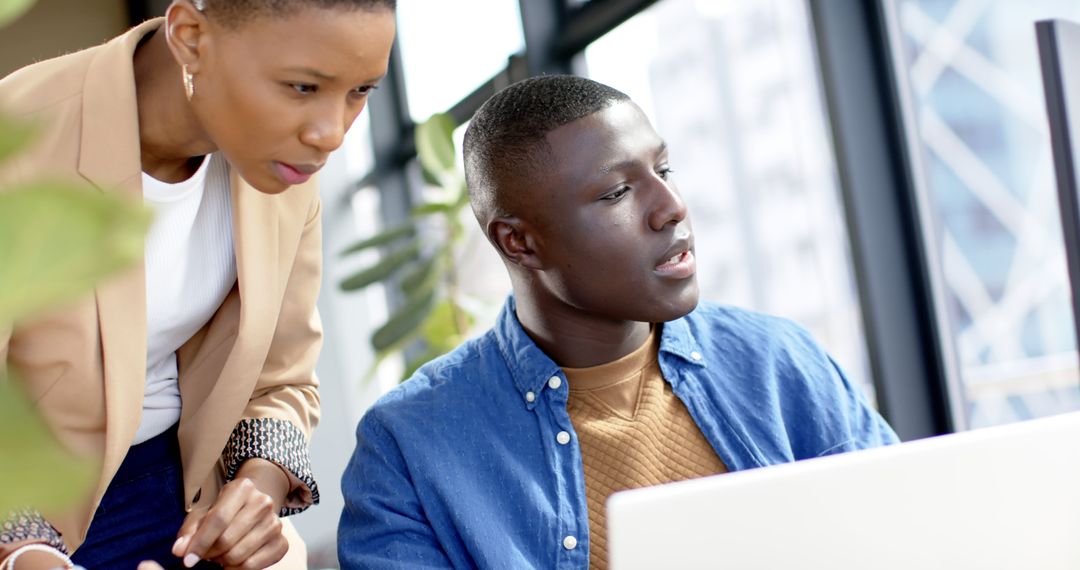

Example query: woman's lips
[274,161,317,185]
[654,249,696,279]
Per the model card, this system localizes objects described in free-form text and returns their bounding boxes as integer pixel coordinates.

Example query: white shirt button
[525,391,535,403]
[556,431,571,445]
[690,351,703,361]
[563,535,578,550]
[548,376,562,390]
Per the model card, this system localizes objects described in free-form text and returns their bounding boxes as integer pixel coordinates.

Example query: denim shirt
[339,297,898,569]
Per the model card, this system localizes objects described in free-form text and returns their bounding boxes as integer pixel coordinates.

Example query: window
[579,0,875,400]
[395,1,525,122]
[885,0,1080,428]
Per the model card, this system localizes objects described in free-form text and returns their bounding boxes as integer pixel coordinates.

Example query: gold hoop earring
[182,64,195,101]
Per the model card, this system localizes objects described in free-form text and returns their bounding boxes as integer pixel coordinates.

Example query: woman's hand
[171,459,291,569]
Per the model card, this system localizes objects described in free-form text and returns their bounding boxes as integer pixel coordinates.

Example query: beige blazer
[0,19,322,552]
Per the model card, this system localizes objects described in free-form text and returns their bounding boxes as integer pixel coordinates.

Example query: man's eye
[291,83,317,94]
[352,85,379,96]
[602,187,630,201]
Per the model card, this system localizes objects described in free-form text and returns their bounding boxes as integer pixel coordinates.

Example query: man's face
[523,101,699,323]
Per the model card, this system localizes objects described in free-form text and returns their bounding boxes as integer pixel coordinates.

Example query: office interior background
[3,0,1080,566]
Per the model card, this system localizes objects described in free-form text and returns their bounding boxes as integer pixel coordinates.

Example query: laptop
[606,411,1080,569]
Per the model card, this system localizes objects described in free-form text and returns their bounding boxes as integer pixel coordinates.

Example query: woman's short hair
[194,0,396,28]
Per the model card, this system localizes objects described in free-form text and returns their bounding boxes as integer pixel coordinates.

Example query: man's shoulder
[362,330,505,422]
[684,302,812,348]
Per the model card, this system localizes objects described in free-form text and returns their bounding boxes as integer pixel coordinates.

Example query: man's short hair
[463,74,630,225]
[195,0,396,28]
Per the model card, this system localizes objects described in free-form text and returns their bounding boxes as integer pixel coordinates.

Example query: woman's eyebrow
[282,66,336,81]
[281,67,387,86]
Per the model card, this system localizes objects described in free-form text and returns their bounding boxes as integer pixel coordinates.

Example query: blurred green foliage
[340,113,475,382]
[0,0,35,28]
[0,91,153,511]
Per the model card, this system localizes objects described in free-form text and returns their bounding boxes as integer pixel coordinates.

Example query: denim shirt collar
[493,295,707,410]
[656,314,708,380]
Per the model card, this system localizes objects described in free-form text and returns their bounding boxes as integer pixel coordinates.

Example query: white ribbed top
[136,153,235,444]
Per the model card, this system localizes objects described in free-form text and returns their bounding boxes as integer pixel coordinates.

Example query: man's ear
[489,216,544,270]
[164,0,211,72]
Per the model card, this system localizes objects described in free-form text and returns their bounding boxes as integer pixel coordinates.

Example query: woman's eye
[658,166,674,180]
[290,83,317,95]
[352,85,378,96]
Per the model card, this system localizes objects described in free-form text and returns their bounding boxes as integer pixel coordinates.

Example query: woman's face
[182,5,396,194]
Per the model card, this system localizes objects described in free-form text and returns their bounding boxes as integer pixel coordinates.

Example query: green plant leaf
[419,300,467,349]
[419,162,440,187]
[402,345,446,381]
[391,300,475,383]
[400,257,439,296]
[454,181,470,207]
[339,221,416,257]
[416,113,457,184]
[371,288,437,351]
[411,201,456,217]
[0,182,153,324]
[0,373,96,514]
[339,240,420,291]
[0,0,35,28]
[0,112,36,165]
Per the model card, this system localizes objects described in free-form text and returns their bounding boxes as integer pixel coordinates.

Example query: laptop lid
[607,411,1080,569]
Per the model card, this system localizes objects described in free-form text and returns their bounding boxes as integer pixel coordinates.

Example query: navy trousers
[70,425,220,569]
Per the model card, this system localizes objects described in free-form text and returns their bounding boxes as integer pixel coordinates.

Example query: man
[338,75,897,569]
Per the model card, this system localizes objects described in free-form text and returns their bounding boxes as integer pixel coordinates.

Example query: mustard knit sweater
[563,328,728,569]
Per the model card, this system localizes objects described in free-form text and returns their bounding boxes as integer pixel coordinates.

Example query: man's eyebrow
[597,140,669,175]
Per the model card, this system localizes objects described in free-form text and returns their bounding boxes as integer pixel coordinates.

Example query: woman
[0,0,395,568]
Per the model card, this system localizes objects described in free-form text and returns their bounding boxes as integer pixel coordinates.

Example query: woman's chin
[240,168,292,195]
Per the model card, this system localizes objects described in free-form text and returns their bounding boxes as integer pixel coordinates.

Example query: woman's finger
[172,507,207,558]
[202,487,277,561]
[179,479,253,567]
[214,511,286,569]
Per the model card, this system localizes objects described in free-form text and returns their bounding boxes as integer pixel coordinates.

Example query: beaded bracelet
[2,543,76,570]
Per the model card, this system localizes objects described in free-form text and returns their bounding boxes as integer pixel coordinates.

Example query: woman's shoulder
[0,46,99,118]
[0,48,103,185]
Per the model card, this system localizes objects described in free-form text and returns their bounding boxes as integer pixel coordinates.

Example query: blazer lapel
[78,20,161,491]
[232,172,281,353]
[176,172,282,491]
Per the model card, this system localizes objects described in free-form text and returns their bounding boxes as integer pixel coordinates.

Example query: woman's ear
[489,216,545,270]
[164,0,211,71]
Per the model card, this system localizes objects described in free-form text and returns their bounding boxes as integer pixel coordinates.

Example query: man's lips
[655,237,696,279]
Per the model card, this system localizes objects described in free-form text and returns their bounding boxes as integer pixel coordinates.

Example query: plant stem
[445,216,468,337]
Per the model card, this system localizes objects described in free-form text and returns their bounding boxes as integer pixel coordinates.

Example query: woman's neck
[132,28,216,182]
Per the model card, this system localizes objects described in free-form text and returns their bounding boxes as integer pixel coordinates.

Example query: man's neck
[133,28,217,182]
[514,293,652,369]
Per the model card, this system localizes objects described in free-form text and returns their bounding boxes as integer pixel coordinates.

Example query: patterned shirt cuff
[1,508,66,553]
[222,418,320,517]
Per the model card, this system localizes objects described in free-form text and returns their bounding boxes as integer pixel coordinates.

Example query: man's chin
[642,289,700,324]
[667,297,700,322]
